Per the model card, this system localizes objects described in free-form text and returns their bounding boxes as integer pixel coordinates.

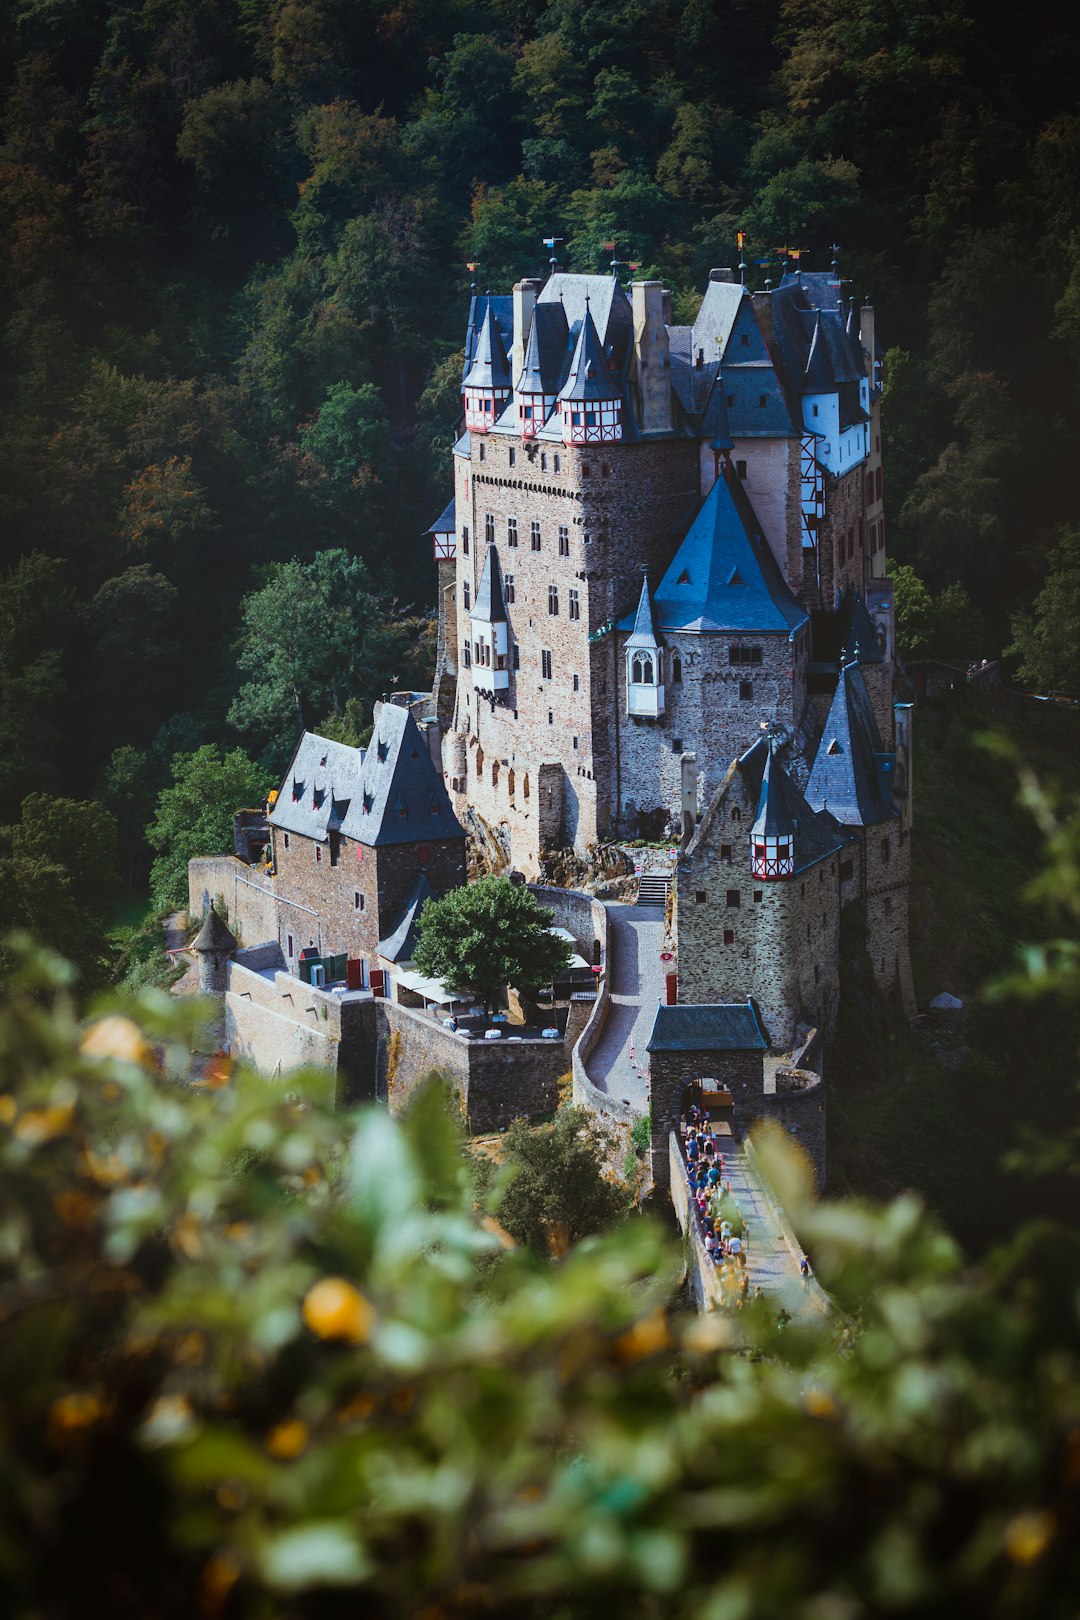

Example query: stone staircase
[635,873,670,907]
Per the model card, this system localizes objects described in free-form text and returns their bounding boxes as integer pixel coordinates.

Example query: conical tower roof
[805,661,897,827]
[470,542,508,624]
[625,572,661,649]
[557,304,621,402]
[517,312,547,395]
[804,311,835,391]
[750,746,796,840]
[192,901,237,955]
[463,303,511,392]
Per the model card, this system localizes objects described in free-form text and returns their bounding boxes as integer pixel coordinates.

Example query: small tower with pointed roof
[192,900,237,995]
[462,304,511,434]
[625,572,664,718]
[750,744,795,879]
[557,301,622,444]
[470,542,510,694]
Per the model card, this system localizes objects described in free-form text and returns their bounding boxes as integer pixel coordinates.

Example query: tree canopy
[412,876,571,1010]
[146,745,269,910]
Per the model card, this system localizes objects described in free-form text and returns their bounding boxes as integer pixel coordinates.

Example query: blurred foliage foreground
[0,948,1077,1619]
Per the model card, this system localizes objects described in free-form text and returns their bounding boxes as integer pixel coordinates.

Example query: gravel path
[584,902,665,1111]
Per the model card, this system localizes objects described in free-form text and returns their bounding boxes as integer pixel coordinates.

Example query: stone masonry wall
[188,857,278,946]
[267,825,466,974]
[371,1000,564,1130]
[818,464,866,607]
[649,1047,764,1192]
[675,769,842,1046]
[863,821,915,1012]
[763,1069,827,1194]
[612,624,810,834]
[449,433,699,861]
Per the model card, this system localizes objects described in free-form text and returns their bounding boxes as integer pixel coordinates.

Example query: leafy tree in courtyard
[1007,525,1080,693]
[228,550,414,767]
[0,795,119,990]
[146,744,268,910]
[476,1106,630,1257]
[412,875,571,1011]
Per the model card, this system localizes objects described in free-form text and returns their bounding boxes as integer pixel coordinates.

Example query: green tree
[146,744,268,909]
[483,1106,630,1257]
[227,550,412,765]
[412,875,571,1011]
[0,553,71,821]
[100,744,158,891]
[890,563,985,661]
[1007,526,1080,693]
[299,380,391,488]
[0,794,119,989]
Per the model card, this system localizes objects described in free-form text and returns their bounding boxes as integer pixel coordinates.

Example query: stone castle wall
[649,1047,765,1192]
[818,464,866,606]
[188,857,278,947]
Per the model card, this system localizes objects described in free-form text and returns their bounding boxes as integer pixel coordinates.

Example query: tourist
[729,1232,744,1267]
[707,1163,722,1187]
[687,1132,699,1163]
[800,1255,811,1284]
[705,1229,717,1259]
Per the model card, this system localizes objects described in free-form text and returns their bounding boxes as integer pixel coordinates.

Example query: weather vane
[542,236,564,273]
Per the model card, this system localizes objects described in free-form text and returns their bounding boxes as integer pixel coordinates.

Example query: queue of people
[682,1117,760,1312]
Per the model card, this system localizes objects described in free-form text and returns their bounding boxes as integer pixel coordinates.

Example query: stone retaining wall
[189,856,279,948]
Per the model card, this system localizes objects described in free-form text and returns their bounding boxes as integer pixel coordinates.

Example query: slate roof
[425,497,455,536]
[768,279,868,417]
[691,278,746,362]
[804,662,898,827]
[471,542,508,624]
[625,573,661,649]
[462,295,512,384]
[618,473,807,636]
[537,273,634,370]
[737,736,845,873]
[517,303,568,397]
[646,1001,768,1054]
[378,871,437,963]
[557,304,622,402]
[270,710,465,849]
[192,902,237,954]
[463,302,512,392]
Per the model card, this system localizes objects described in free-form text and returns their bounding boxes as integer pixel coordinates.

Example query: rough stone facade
[649,1047,765,1192]
[446,432,700,867]
[818,464,867,607]
[674,758,843,1048]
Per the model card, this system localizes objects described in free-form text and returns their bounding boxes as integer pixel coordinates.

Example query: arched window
[523,773,530,801]
[508,768,516,800]
[631,651,654,686]
[671,652,682,684]
[492,761,500,790]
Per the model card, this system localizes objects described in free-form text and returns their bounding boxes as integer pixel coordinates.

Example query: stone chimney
[859,300,876,383]
[710,268,734,283]
[631,280,673,435]
[511,278,542,388]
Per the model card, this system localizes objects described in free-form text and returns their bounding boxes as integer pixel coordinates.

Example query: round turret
[191,900,237,995]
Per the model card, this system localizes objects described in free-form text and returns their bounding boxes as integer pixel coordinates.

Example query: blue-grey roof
[517,303,568,397]
[804,662,898,828]
[471,543,508,624]
[463,295,512,384]
[737,737,844,873]
[463,302,511,392]
[721,361,798,438]
[619,473,807,636]
[625,573,660,649]
[378,870,437,963]
[557,304,622,402]
[271,709,465,849]
[538,273,633,370]
[646,1001,768,1054]
[425,497,455,536]
[804,313,835,390]
[691,278,746,362]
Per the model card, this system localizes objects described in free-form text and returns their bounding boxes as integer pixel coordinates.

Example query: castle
[429,262,914,1033]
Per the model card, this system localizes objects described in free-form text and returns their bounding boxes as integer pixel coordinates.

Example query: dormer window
[377,740,388,763]
[396,795,407,819]
[292,779,304,801]
[362,792,373,814]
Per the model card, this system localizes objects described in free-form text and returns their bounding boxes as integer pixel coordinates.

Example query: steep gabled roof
[622,473,807,635]
[425,497,455,537]
[557,304,622,402]
[471,543,508,624]
[804,312,835,391]
[270,712,465,849]
[805,662,898,827]
[625,573,661,649]
[646,1001,768,1054]
[462,294,512,384]
[538,273,633,369]
[517,302,568,397]
[691,278,746,363]
[750,747,796,840]
[378,871,437,963]
[463,302,511,392]
[737,736,845,873]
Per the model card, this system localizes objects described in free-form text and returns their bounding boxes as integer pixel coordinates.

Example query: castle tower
[191,901,237,995]
[462,304,511,434]
[625,572,664,719]
[515,305,556,436]
[750,746,795,878]
[557,303,622,444]
[470,541,510,695]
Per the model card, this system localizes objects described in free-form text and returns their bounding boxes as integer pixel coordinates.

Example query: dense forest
[3,0,1080,972]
